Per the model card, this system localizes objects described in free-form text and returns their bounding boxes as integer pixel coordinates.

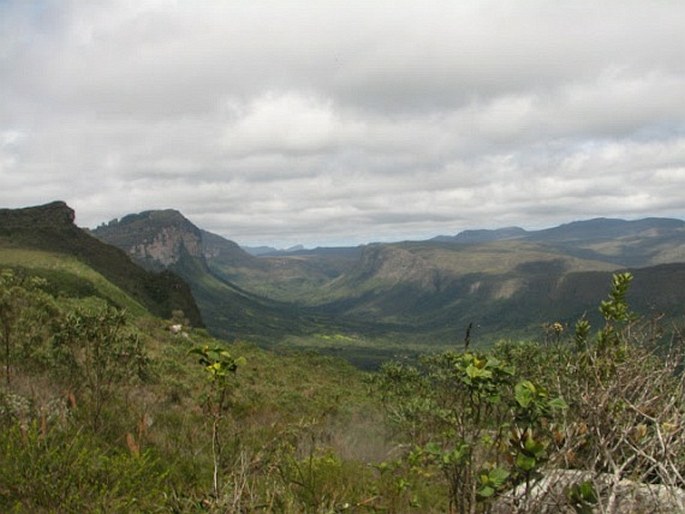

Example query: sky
[1,1,684,248]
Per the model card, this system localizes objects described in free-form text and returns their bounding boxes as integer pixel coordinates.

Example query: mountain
[0,201,202,325]
[92,209,205,270]
[202,229,258,268]
[240,244,307,256]
[432,226,527,243]
[433,217,685,267]
[527,217,685,267]
[92,207,685,363]
[242,245,280,256]
[92,210,332,342]
[529,217,685,242]
[218,217,685,344]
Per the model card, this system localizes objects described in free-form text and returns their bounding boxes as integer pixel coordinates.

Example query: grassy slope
[0,255,386,512]
[0,237,377,454]
[0,240,373,422]
[0,247,148,316]
[0,202,203,326]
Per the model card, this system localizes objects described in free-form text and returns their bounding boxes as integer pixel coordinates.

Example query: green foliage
[0,268,56,387]
[595,271,636,351]
[598,272,634,323]
[190,345,246,381]
[52,304,149,432]
[2,261,685,513]
[374,347,567,512]
[566,480,599,514]
[477,466,510,499]
[190,344,246,501]
[0,422,169,512]
[369,272,656,510]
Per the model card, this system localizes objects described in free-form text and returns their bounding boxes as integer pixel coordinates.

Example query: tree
[189,345,245,500]
[52,304,148,432]
[0,269,51,387]
[374,350,566,513]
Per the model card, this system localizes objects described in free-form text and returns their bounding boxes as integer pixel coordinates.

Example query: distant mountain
[92,208,685,360]
[432,217,685,268]
[221,217,685,344]
[242,245,280,256]
[0,201,203,325]
[241,244,319,257]
[529,217,685,242]
[432,226,527,243]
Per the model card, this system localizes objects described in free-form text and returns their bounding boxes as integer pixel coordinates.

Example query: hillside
[92,209,338,343]
[0,239,384,512]
[0,202,202,325]
[4,202,685,510]
[434,217,685,267]
[91,207,685,362]
[3,256,685,512]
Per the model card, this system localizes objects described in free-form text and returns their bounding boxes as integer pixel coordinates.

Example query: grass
[0,247,148,316]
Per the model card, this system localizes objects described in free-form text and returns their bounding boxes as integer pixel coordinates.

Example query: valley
[91,204,685,366]
[2,201,685,511]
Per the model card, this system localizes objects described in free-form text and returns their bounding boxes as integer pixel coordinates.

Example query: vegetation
[0,202,203,326]
[2,248,685,513]
[3,203,685,512]
[3,202,685,511]
[89,206,685,353]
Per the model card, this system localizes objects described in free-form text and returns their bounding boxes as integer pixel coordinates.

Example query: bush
[0,421,170,512]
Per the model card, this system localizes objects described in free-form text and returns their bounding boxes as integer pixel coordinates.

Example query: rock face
[130,224,202,267]
[93,210,205,270]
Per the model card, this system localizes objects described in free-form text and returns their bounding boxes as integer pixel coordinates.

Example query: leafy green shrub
[0,268,58,386]
[373,348,567,512]
[51,304,149,433]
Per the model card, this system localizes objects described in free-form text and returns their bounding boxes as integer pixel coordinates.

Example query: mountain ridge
[91,206,685,355]
[433,217,685,244]
[0,201,203,326]
[93,209,334,342]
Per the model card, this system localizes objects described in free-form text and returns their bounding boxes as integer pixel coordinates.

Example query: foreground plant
[375,347,566,513]
[375,272,685,513]
[0,268,54,387]
[190,344,245,501]
[52,305,149,433]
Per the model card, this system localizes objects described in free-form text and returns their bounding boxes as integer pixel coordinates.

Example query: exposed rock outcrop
[93,209,205,270]
[0,201,204,327]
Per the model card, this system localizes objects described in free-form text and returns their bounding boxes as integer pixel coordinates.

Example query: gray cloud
[1,0,684,247]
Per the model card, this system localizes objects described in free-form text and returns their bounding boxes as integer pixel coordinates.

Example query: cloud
[0,0,684,247]
[221,92,344,155]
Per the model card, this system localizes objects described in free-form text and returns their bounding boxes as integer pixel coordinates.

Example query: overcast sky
[1,1,684,247]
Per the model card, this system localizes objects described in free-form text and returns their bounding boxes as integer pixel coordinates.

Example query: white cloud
[222,92,341,155]
[0,0,684,247]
